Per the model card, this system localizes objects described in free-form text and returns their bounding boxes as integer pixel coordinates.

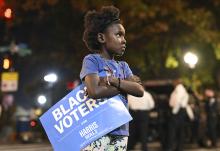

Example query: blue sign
[40,84,132,151]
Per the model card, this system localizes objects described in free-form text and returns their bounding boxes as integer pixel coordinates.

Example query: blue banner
[40,84,132,151]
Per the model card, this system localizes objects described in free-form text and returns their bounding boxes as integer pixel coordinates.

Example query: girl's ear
[97,33,105,43]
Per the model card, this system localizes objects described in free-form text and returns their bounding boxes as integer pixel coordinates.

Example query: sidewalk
[130,141,220,151]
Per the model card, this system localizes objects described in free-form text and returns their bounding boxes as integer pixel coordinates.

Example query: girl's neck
[99,49,114,60]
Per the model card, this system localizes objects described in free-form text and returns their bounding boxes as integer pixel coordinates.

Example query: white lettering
[78,103,89,117]
[79,122,99,137]
[79,129,86,137]
[52,85,108,134]
[85,130,97,139]
[69,109,80,121]
[52,108,63,121]
[76,89,87,102]
[63,116,73,128]
[60,105,70,115]
[54,121,64,134]
[86,99,99,111]
[69,97,79,109]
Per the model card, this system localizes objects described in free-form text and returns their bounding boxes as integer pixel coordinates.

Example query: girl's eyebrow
[117,29,125,34]
[118,31,125,36]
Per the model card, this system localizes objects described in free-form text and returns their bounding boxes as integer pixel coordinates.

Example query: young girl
[80,6,144,151]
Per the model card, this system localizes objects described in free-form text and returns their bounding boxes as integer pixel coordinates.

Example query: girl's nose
[122,37,126,44]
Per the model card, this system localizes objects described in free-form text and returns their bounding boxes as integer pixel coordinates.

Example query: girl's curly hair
[83,6,120,52]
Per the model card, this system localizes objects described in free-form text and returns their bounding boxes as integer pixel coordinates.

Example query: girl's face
[103,23,126,56]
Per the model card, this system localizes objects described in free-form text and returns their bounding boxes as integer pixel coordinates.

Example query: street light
[37,95,47,106]
[184,51,199,91]
[184,52,198,69]
[43,73,58,107]
[44,73,57,83]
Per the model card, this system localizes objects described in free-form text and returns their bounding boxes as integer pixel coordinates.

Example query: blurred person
[157,94,171,151]
[127,88,155,151]
[167,79,194,151]
[204,88,218,148]
[187,89,201,145]
[80,6,144,151]
[0,100,16,143]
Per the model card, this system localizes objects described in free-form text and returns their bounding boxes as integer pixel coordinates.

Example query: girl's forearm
[109,77,144,97]
[86,85,120,99]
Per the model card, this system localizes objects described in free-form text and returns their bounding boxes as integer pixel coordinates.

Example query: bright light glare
[4,8,12,19]
[184,52,198,69]
[44,73,57,83]
[3,58,10,69]
[37,95,47,105]
[34,109,42,116]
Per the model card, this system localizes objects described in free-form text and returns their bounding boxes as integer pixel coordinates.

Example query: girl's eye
[116,31,125,38]
[116,34,121,37]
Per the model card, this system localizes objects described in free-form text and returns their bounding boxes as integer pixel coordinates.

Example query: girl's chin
[117,50,125,56]
[115,52,124,57]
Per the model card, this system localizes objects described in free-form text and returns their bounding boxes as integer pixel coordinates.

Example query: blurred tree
[3,0,220,95]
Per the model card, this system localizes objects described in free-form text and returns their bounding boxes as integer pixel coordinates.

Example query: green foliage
[165,54,178,69]
[3,0,220,91]
[213,43,220,60]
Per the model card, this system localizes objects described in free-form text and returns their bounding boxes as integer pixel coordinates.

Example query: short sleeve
[122,61,133,79]
[80,55,99,80]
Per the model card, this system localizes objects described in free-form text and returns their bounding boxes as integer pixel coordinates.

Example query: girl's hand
[126,75,142,85]
[108,76,119,88]
[108,75,142,88]
[99,77,109,86]
[99,76,119,87]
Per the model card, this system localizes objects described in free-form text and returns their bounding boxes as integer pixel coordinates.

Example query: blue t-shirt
[80,54,133,136]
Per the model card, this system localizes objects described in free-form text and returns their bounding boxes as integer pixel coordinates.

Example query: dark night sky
[1,3,86,108]
[2,0,220,108]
